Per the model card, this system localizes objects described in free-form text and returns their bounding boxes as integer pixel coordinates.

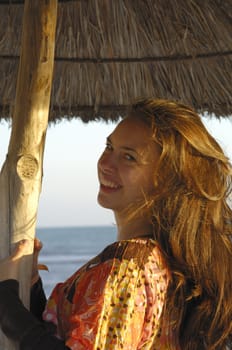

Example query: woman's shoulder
[53,237,169,297]
[97,237,167,272]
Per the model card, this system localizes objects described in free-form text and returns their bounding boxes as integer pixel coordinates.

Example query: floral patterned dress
[43,238,177,349]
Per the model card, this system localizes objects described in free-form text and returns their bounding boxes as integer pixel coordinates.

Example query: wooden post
[0,0,58,348]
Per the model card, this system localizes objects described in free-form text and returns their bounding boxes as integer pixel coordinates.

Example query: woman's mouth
[100,179,122,192]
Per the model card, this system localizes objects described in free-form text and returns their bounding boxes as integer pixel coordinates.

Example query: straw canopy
[0,0,231,122]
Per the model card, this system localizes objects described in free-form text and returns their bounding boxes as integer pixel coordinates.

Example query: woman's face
[97,117,160,215]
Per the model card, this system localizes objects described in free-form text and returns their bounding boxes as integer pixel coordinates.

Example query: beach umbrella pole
[0,0,57,348]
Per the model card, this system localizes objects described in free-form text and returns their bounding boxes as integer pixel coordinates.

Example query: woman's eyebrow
[106,136,112,144]
[107,136,138,154]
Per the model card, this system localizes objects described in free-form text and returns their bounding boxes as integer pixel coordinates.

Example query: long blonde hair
[129,99,232,349]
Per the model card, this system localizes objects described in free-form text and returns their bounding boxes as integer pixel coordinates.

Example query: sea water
[36,226,117,296]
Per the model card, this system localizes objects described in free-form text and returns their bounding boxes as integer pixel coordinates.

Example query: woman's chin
[97,194,111,209]
[97,194,119,211]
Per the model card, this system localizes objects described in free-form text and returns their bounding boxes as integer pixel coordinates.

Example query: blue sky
[0,116,232,228]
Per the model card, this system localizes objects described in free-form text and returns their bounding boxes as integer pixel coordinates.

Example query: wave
[40,254,93,263]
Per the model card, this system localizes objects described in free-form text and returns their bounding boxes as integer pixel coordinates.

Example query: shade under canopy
[0,0,231,122]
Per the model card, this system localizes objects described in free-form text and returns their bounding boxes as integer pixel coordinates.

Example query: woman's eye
[105,142,113,151]
[124,153,136,161]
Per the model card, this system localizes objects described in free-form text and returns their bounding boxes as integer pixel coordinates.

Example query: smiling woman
[0,98,231,350]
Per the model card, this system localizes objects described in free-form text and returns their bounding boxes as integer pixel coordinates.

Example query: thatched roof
[0,0,231,122]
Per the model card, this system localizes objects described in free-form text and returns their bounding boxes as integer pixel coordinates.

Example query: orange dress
[43,238,177,349]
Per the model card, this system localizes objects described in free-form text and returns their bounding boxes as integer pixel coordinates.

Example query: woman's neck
[114,213,153,241]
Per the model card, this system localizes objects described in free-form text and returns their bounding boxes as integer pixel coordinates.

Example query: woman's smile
[99,179,122,192]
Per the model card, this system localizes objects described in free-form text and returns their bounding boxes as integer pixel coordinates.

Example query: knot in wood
[17,155,39,180]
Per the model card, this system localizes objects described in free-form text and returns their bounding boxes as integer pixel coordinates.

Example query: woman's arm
[30,278,47,321]
[0,279,70,350]
[0,240,70,350]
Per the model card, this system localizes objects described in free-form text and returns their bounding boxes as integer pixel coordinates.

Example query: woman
[0,98,231,349]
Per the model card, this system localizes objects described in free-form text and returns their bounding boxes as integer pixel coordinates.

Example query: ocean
[36,226,117,296]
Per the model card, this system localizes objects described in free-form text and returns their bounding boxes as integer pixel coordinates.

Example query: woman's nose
[98,152,116,174]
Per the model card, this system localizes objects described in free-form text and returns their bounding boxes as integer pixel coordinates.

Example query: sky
[0,115,232,228]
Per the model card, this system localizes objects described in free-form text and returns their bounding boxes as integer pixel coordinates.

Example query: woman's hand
[31,238,48,286]
[0,238,48,285]
[0,240,31,282]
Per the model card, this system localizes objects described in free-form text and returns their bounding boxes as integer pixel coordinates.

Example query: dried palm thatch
[0,0,231,123]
